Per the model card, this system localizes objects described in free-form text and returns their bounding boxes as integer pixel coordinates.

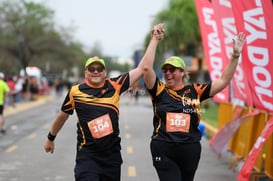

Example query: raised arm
[210,32,246,96]
[128,23,165,87]
[142,23,165,89]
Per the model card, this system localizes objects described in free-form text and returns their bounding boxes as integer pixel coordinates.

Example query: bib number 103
[166,113,190,133]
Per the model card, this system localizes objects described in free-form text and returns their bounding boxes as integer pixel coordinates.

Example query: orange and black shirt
[61,73,129,153]
[146,78,211,143]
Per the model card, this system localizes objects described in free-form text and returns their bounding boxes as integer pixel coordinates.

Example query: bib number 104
[88,114,113,139]
[92,121,110,133]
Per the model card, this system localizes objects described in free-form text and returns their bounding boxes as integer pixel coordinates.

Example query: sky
[31,0,168,59]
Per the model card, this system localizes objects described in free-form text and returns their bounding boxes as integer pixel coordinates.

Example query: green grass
[200,99,219,128]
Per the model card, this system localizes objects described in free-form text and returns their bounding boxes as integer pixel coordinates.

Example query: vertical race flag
[211,0,253,107]
[230,0,273,113]
[237,116,273,181]
[195,0,229,103]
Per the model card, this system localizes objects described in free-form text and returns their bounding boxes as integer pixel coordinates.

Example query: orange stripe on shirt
[74,100,119,116]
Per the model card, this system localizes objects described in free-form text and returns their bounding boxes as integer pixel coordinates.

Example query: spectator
[14,75,24,103]
[29,76,39,101]
[54,76,63,96]
[0,72,10,135]
[22,74,29,101]
[6,75,15,107]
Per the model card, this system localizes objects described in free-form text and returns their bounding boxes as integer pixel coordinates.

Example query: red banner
[211,0,253,107]
[231,0,273,112]
[195,0,229,103]
[237,116,273,181]
[209,107,260,154]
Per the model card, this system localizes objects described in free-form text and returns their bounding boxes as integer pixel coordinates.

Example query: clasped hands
[151,23,165,41]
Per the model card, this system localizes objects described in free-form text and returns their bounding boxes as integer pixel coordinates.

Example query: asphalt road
[0,94,238,181]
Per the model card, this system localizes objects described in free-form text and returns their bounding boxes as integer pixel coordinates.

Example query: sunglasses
[162,67,177,73]
[87,67,104,73]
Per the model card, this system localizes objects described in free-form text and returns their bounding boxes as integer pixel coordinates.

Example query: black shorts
[74,150,123,181]
[150,140,201,181]
[0,105,3,115]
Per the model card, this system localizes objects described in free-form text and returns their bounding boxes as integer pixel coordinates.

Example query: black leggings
[150,140,201,181]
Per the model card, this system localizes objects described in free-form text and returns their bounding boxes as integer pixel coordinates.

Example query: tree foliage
[144,0,201,65]
[0,0,131,78]
[0,0,85,75]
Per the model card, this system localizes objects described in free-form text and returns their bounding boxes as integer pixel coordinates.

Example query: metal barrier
[215,103,273,179]
[227,107,264,172]
[248,111,268,172]
[217,102,235,129]
[228,106,250,158]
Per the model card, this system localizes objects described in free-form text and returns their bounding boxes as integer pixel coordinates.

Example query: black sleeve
[61,90,74,115]
[119,73,130,94]
[200,82,212,102]
[110,72,130,95]
[145,77,164,99]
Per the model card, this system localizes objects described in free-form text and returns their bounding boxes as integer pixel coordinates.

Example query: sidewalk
[4,95,53,117]
[196,138,238,180]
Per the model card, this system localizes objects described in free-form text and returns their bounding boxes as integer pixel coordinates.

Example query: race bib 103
[166,112,191,133]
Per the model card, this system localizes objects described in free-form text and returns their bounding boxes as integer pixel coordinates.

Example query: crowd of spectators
[0,72,76,136]
[2,73,52,108]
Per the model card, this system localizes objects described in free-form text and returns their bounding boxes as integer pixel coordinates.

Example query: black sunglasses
[87,67,104,73]
[162,67,177,73]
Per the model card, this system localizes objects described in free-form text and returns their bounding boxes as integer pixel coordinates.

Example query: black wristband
[47,132,56,141]
[232,53,240,59]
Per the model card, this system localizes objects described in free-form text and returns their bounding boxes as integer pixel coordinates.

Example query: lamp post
[17,32,24,76]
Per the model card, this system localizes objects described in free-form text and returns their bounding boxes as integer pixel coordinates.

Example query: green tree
[0,0,85,75]
[0,0,55,71]
[144,0,201,65]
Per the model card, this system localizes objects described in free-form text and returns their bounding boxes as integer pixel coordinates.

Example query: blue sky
[31,0,168,59]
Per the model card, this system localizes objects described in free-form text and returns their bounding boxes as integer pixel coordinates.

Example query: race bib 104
[166,113,191,133]
[88,114,113,139]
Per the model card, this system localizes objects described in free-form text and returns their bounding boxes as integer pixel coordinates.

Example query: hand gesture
[151,23,165,41]
[233,32,246,56]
